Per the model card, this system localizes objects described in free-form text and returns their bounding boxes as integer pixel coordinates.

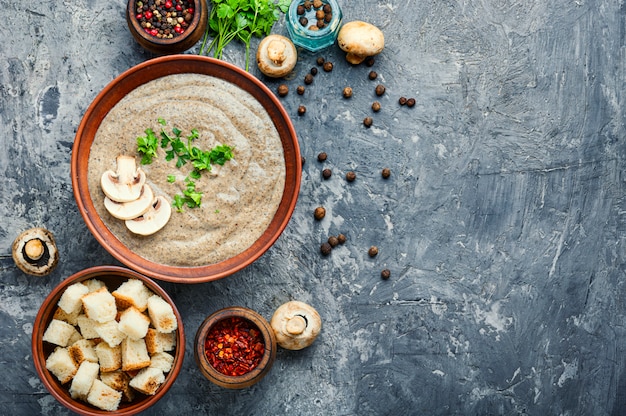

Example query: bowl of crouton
[31,265,184,415]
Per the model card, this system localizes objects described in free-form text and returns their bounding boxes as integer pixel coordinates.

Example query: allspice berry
[314,206,326,220]
[322,168,332,179]
[277,84,289,97]
[323,61,333,72]
[363,117,373,128]
[304,73,314,85]
[297,85,306,95]
[368,71,377,80]
[328,235,339,247]
[316,56,325,66]
[320,242,332,256]
[337,233,347,244]
[317,152,327,162]
[399,96,408,106]
[298,105,307,116]
[345,171,356,182]
[375,84,386,96]
[381,167,391,179]
[381,269,391,280]
[343,86,353,98]
[368,246,379,257]
[371,101,381,112]
[406,98,416,107]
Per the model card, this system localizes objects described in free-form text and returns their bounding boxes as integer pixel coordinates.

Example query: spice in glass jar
[204,317,265,377]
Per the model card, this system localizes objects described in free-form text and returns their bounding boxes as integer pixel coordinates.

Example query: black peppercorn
[304,73,314,85]
[322,168,332,179]
[298,105,306,116]
[399,96,407,106]
[346,171,356,182]
[363,117,373,128]
[368,71,377,80]
[375,84,386,96]
[310,67,318,76]
[277,84,289,97]
[406,98,416,107]
[314,206,326,220]
[317,152,327,162]
[371,101,381,112]
[316,57,325,66]
[328,235,339,247]
[381,269,391,280]
[381,168,391,179]
[343,86,353,98]
[320,242,332,256]
[368,246,379,257]
[337,233,347,244]
[323,61,333,72]
[365,56,376,67]
[297,85,305,95]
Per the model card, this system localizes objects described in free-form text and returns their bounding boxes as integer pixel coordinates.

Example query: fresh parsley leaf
[136,128,159,164]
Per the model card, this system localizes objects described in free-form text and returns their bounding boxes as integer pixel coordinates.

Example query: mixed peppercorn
[204,317,265,377]
[134,0,194,38]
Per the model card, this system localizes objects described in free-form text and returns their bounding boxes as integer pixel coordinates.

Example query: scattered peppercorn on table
[3,0,626,414]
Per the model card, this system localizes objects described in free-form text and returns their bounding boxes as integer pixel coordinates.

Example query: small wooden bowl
[126,0,208,54]
[32,266,185,415]
[194,307,277,389]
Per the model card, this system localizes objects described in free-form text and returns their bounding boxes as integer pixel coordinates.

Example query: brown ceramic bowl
[32,265,185,415]
[71,55,301,283]
[126,0,208,54]
[194,307,277,389]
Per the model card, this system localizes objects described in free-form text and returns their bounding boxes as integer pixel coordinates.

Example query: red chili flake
[204,317,265,377]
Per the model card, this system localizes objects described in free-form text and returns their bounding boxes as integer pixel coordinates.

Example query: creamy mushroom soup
[88,73,286,266]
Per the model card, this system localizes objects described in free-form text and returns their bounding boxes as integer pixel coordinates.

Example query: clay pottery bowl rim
[126,0,207,51]
[31,265,186,416]
[70,55,301,284]
[194,306,277,389]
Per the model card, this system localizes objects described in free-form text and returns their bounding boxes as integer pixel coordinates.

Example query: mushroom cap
[125,196,172,236]
[100,155,146,203]
[256,35,298,78]
[104,184,154,220]
[270,301,322,350]
[12,228,59,276]
[337,21,385,64]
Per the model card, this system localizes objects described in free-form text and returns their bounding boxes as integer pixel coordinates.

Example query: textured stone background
[2,0,626,414]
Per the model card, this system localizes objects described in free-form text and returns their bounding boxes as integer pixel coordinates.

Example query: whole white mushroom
[337,21,385,65]
[270,301,322,350]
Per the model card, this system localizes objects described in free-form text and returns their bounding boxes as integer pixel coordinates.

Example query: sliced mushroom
[104,184,154,220]
[100,155,147,203]
[125,196,172,236]
[270,301,322,350]
[337,21,385,65]
[256,35,298,78]
[12,228,59,276]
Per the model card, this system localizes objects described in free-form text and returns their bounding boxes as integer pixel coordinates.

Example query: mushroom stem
[286,315,307,335]
[24,239,45,260]
[267,39,286,66]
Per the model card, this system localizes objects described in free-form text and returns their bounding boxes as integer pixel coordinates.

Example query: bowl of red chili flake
[194,307,277,389]
[126,0,208,54]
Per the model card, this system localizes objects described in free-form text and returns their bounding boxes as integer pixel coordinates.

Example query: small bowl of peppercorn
[126,0,208,54]
[286,0,343,52]
[194,306,277,389]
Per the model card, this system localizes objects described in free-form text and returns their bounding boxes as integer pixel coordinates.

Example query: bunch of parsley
[199,0,290,71]
[137,118,234,212]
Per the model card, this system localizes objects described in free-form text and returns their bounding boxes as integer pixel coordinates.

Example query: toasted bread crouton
[76,314,100,339]
[83,278,105,293]
[150,352,174,373]
[53,306,80,326]
[46,347,78,384]
[118,306,151,340]
[112,279,153,311]
[145,328,176,354]
[57,282,89,315]
[43,319,80,347]
[147,295,177,333]
[100,370,135,403]
[94,320,126,348]
[69,360,100,400]
[95,341,122,373]
[82,287,117,323]
[68,339,98,365]
[121,338,151,372]
[87,379,122,412]
[129,367,165,396]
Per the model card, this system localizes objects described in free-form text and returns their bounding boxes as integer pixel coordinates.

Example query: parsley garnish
[199,0,290,71]
[136,119,234,212]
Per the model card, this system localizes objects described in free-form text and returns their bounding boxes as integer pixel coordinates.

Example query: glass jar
[286,0,343,53]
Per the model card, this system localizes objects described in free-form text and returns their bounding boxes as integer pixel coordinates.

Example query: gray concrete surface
[2,0,626,414]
